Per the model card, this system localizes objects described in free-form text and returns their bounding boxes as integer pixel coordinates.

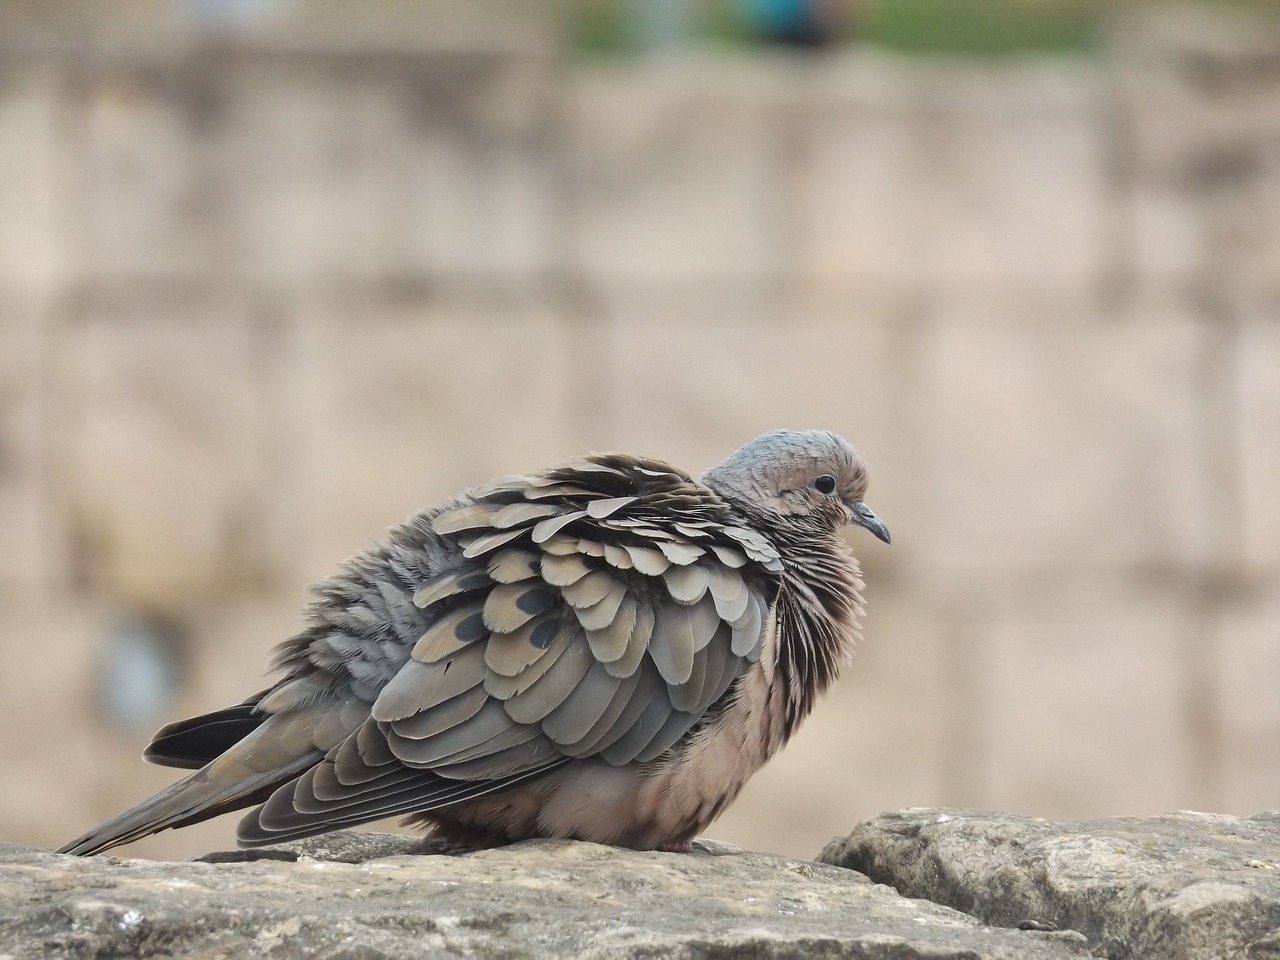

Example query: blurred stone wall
[1,10,1277,861]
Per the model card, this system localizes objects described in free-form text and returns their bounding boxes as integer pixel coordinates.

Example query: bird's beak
[848,501,891,544]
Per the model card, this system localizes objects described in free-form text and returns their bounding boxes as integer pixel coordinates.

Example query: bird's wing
[238,454,783,846]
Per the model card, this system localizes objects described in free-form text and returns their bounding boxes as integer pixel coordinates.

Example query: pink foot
[656,840,693,853]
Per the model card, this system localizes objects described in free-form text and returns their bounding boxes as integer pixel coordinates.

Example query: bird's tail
[57,707,340,856]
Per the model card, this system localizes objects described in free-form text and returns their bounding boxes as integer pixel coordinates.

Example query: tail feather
[143,692,270,770]
[57,750,321,856]
[57,704,356,857]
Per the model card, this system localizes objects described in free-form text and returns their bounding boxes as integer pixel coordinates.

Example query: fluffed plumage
[59,429,890,856]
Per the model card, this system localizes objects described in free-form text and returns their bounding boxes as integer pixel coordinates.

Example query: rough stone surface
[0,832,1089,960]
[820,808,1280,960]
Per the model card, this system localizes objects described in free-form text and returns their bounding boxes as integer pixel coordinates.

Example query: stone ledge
[2,830,1085,960]
[820,808,1280,960]
[9,808,1277,957]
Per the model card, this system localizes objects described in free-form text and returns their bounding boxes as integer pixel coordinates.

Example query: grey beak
[848,501,891,544]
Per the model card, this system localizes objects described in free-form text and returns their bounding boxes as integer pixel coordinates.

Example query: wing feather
[599,689,675,765]
[371,643,488,723]
[484,619,572,696]
[584,593,636,663]
[558,662,655,757]
[502,631,594,725]
[669,644,709,713]
[540,552,592,586]
[491,502,561,529]
[634,710,700,763]
[648,602,697,685]
[541,660,625,745]
[462,528,526,558]
[387,700,521,766]
[487,548,540,584]
[412,569,491,610]
[560,570,615,608]
[432,504,503,534]
[663,563,709,603]
[605,601,654,679]
[574,580,627,631]
[432,737,564,779]
[412,604,489,663]
[387,686,488,740]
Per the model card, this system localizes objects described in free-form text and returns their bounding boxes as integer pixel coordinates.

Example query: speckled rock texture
[820,808,1280,960]
[0,831,1087,960]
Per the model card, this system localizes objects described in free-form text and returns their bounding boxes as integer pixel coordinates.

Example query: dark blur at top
[4,0,1276,59]
[567,0,1275,59]
[734,0,848,49]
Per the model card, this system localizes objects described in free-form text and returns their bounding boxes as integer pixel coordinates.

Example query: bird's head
[702,429,891,544]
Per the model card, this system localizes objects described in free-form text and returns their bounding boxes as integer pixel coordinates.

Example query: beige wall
[1,9,1278,861]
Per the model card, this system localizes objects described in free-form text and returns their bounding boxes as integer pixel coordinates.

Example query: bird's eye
[813,474,837,495]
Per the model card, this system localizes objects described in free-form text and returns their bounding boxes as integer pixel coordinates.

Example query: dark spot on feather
[516,585,555,616]
[454,612,488,644]
[458,571,492,592]
[530,620,559,649]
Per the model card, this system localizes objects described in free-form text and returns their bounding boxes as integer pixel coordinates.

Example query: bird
[59,429,890,856]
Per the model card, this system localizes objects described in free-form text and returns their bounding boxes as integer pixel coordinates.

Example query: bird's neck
[771,533,865,740]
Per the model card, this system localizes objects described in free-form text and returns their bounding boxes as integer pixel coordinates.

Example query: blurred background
[1,0,1278,862]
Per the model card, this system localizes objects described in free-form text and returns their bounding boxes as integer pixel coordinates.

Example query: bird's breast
[624,655,791,844]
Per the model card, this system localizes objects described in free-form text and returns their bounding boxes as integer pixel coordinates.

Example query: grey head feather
[702,429,873,531]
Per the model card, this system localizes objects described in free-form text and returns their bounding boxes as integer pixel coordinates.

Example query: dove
[59,429,890,856]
